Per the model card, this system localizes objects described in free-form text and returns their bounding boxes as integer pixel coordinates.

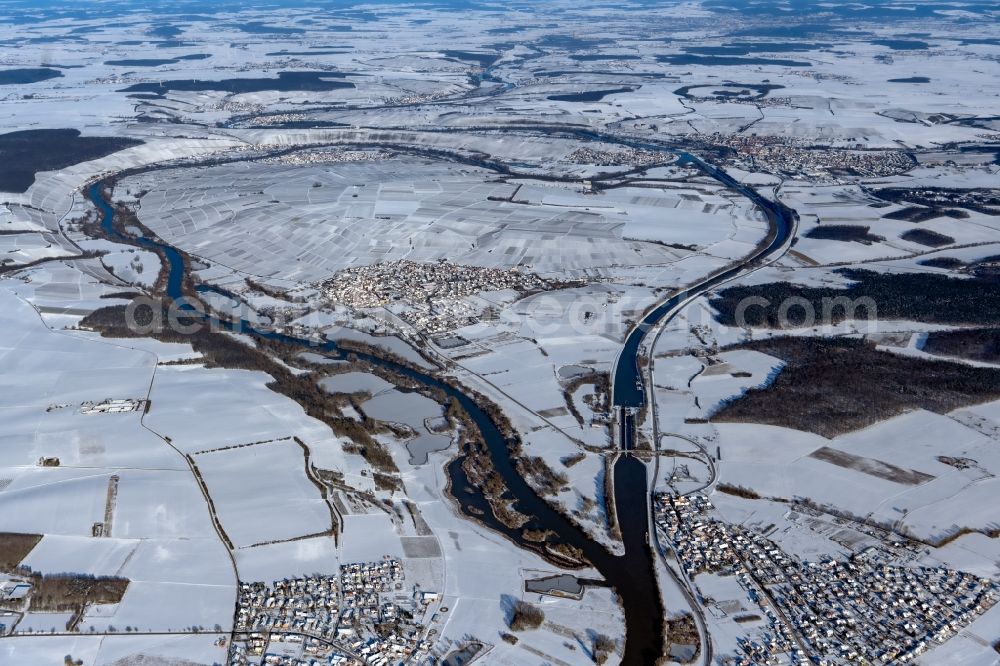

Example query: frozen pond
[557,364,595,380]
[363,390,441,429]
[405,432,451,465]
[320,372,394,395]
[362,389,450,464]
[524,573,592,597]
[328,328,435,369]
[297,352,349,367]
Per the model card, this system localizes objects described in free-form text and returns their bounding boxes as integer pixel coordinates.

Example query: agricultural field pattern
[0,1,998,665]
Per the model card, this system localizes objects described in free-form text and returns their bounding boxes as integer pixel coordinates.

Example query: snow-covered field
[2,0,999,662]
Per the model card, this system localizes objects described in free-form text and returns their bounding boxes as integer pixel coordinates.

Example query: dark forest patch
[809,446,933,485]
[674,82,783,100]
[917,257,964,269]
[105,59,177,67]
[29,574,129,612]
[119,71,354,96]
[441,50,500,68]
[0,129,142,193]
[656,54,810,67]
[228,21,305,34]
[710,268,1000,328]
[923,328,1000,363]
[804,224,885,244]
[882,206,969,222]
[547,86,635,102]
[901,228,955,247]
[265,49,351,56]
[712,337,1000,437]
[0,68,63,85]
[569,53,641,61]
[681,42,829,55]
[873,39,929,50]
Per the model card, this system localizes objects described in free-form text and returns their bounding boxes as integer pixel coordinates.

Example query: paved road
[612,154,796,410]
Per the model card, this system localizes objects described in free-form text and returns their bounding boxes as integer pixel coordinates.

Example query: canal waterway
[88,178,666,664]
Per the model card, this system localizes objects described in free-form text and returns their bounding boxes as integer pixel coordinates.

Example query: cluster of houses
[685,93,795,108]
[230,558,437,666]
[654,493,997,665]
[248,633,354,666]
[323,259,543,335]
[235,575,341,640]
[565,146,670,168]
[340,559,404,624]
[701,133,914,180]
[877,187,996,211]
[380,92,447,106]
[779,556,995,664]
[259,149,390,166]
[348,633,434,666]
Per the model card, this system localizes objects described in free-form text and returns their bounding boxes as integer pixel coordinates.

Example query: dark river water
[87,119,794,662]
[88,177,665,664]
[607,150,795,408]
[87,123,794,663]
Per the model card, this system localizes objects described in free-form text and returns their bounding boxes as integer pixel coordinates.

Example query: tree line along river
[87,133,794,664]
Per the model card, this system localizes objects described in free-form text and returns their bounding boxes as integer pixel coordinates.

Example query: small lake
[363,390,443,431]
[320,372,394,395]
[404,433,452,465]
[557,364,595,380]
[362,389,450,465]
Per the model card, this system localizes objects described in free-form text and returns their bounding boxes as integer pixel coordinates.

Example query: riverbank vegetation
[509,600,545,631]
[664,613,700,664]
[562,371,610,427]
[592,633,616,664]
[80,302,400,474]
